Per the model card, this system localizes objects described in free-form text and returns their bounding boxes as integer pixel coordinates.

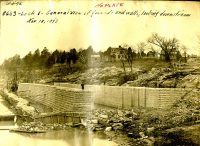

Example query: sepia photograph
[0,0,200,146]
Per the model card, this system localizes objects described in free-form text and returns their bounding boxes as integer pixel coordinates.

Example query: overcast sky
[0,1,200,64]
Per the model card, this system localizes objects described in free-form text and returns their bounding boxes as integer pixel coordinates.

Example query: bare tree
[118,45,127,73]
[148,33,180,63]
[137,42,147,58]
[180,45,187,63]
[126,47,134,72]
[78,46,93,68]
[121,43,136,72]
[78,50,88,68]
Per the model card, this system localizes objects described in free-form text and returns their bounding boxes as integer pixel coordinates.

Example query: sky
[0,0,200,64]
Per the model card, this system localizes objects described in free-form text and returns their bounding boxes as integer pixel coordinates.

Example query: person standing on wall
[81,80,85,90]
[81,83,84,90]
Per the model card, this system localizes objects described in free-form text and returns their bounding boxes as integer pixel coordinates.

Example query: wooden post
[138,88,140,107]
[122,88,124,108]
[131,88,133,107]
[158,89,161,108]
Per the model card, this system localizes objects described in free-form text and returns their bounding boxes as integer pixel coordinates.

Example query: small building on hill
[110,47,126,61]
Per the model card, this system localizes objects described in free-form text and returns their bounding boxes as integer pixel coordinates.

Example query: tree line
[2,33,188,74]
[2,46,94,71]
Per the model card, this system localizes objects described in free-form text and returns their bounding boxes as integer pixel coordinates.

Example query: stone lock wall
[18,83,192,111]
[54,83,191,109]
[18,83,92,112]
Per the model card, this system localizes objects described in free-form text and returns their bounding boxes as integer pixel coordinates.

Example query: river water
[0,121,118,146]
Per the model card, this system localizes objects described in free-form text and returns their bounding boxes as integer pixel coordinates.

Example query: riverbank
[89,107,200,145]
[13,105,200,146]
[12,96,200,146]
[0,95,14,116]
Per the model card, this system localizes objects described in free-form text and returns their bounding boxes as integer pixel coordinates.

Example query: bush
[154,129,197,146]
[118,73,138,85]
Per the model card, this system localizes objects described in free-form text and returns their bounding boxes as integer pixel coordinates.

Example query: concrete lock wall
[54,82,191,109]
[18,83,92,112]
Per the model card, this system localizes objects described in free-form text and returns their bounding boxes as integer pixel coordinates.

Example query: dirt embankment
[34,58,200,89]
[41,67,199,89]
[0,89,38,116]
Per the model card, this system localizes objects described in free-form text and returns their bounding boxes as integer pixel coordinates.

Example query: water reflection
[0,128,118,146]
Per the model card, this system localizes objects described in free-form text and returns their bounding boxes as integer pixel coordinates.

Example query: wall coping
[53,82,196,91]
[19,83,91,92]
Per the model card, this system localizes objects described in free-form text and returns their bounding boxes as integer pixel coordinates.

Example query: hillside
[18,57,200,89]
